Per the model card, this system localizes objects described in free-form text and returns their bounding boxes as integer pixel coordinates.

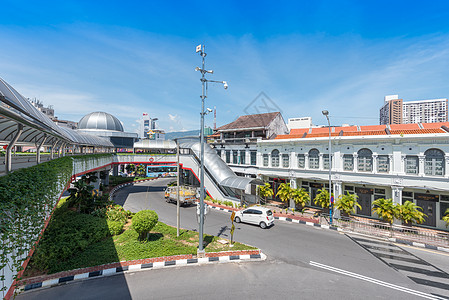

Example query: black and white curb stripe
[109,179,155,201]
[21,253,266,293]
[208,204,449,254]
[386,237,449,253]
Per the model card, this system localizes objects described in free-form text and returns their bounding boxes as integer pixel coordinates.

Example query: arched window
[309,149,319,169]
[271,149,280,167]
[425,149,445,176]
[282,154,290,168]
[358,148,372,172]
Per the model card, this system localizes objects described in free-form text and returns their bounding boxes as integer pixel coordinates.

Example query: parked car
[234,206,274,229]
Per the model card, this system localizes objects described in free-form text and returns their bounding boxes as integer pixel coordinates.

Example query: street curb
[19,251,265,293]
[206,203,449,254]
[109,178,156,201]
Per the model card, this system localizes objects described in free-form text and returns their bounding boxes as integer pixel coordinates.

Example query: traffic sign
[231,211,235,221]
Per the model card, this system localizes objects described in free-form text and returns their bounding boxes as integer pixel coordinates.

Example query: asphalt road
[18,178,449,300]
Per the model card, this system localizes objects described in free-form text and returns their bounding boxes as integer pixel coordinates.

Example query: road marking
[309,261,446,300]
[396,243,449,257]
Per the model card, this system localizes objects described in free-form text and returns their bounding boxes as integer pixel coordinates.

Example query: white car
[234,206,274,229]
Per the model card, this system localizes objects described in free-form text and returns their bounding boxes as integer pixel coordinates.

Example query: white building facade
[228,127,449,230]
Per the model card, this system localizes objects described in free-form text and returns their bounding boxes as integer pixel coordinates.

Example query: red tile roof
[216,112,280,131]
[274,122,449,140]
[421,122,449,129]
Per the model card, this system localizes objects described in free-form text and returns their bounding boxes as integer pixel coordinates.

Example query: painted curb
[206,203,449,253]
[19,252,266,293]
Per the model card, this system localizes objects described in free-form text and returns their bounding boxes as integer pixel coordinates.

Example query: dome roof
[78,112,124,132]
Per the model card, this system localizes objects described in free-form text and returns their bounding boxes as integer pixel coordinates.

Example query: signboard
[330,196,334,204]
[231,211,236,221]
[414,193,439,202]
[309,183,323,188]
[355,187,373,195]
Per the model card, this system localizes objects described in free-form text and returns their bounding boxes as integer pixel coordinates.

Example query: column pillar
[6,124,24,174]
[353,154,358,173]
[445,155,449,177]
[418,155,425,177]
[304,153,309,169]
[391,186,403,225]
[319,153,324,170]
[400,154,406,175]
[245,150,250,165]
[290,178,297,209]
[333,181,342,219]
[372,154,378,174]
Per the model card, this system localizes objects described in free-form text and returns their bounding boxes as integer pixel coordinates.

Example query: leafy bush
[132,210,159,240]
[31,210,109,273]
[106,204,128,223]
[107,220,125,236]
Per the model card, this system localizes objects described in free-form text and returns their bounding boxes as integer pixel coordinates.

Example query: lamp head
[322,110,329,116]
[195,67,201,71]
[206,108,213,113]
[223,81,228,89]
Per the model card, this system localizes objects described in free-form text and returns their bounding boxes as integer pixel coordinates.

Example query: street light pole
[195,44,227,253]
[322,110,333,225]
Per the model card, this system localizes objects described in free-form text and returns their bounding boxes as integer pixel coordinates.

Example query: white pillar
[304,153,309,170]
[418,155,425,177]
[245,150,250,165]
[391,186,403,225]
[319,153,324,170]
[333,181,342,218]
[353,154,358,172]
[372,154,378,173]
[445,155,449,177]
[400,154,406,175]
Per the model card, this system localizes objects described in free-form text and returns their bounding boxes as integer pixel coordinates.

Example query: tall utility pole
[322,110,333,225]
[195,44,228,253]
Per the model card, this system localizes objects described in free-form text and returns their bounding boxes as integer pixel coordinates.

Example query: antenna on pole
[214,106,216,130]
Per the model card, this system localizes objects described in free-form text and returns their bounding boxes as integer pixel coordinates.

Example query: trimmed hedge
[132,210,158,240]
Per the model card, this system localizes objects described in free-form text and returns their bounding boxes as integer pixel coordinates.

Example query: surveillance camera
[207,108,213,113]
[195,67,200,71]
[223,81,228,89]
[207,70,214,74]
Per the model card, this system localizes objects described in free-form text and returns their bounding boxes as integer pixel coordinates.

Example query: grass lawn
[25,200,256,277]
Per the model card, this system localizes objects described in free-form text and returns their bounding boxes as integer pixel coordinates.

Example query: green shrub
[31,210,109,273]
[107,220,125,236]
[106,205,128,223]
[132,210,159,240]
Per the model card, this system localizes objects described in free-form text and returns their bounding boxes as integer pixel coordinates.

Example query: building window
[377,155,389,173]
[263,154,269,167]
[240,150,246,165]
[405,156,419,174]
[282,154,289,168]
[323,154,330,170]
[225,151,231,163]
[297,154,305,169]
[343,154,353,171]
[309,149,319,169]
[358,148,373,172]
[250,151,257,165]
[425,149,445,176]
[271,149,280,167]
[233,151,238,164]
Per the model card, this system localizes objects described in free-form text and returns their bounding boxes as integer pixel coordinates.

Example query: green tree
[335,192,361,216]
[136,164,146,176]
[443,208,449,227]
[126,164,136,175]
[67,178,95,212]
[276,183,294,207]
[314,188,332,209]
[291,188,310,209]
[372,198,396,224]
[132,210,159,240]
[396,201,426,225]
[258,183,274,204]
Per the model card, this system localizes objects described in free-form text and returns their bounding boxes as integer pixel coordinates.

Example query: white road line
[309,261,446,300]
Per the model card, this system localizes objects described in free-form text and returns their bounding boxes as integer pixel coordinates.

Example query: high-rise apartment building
[380,95,448,125]
[379,95,403,125]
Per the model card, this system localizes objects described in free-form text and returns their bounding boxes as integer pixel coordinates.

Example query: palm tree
[291,188,310,210]
[258,183,274,204]
[335,192,361,217]
[443,208,449,227]
[372,198,396,224]
[396,201,426,225]
[314,188,332,209]
[276,183,294,208]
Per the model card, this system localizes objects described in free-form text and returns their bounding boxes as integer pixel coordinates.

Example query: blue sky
[1,1,449,133]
